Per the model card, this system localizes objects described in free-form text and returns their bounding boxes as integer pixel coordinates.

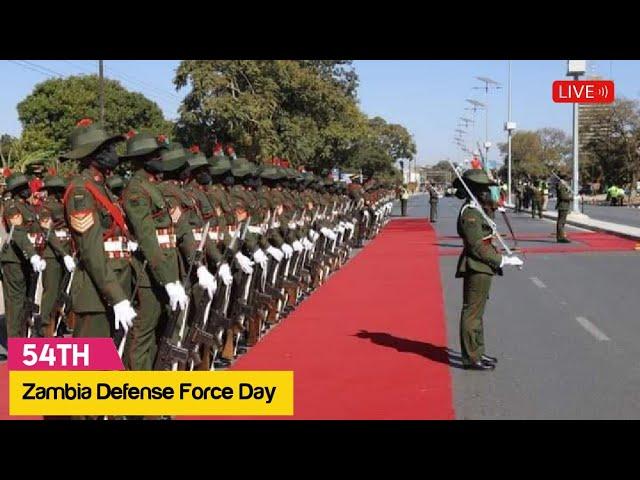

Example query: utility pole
[505,61,517,206]
[567,60,586,214]
[473,77,502,174]
[99,60,105,123]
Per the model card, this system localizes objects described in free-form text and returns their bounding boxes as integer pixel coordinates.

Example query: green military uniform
[120,135,184,370]
[453,169,504,369]
[428,185,438,222]
[556,174,572,243]
[0,173,43,338]
[514,183,523,213]
[531,180,543,219]
[38,175,74,336]
[59,121,133,339]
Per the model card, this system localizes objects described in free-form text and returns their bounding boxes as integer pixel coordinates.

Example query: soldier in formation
[0,119,395,375]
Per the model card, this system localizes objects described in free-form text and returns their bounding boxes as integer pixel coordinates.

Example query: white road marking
[530,276,547,289]
[576,316,610,341]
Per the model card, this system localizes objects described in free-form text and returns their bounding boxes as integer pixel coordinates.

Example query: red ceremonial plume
[77,118,93,127]
[213,142,223,154]
[29,178,44,194]
[157,134,168,144]
[125,129,137,140]
[189,145,200,154]
[2,167,12,178]
[281,159,290,168]
[48,167,57,176]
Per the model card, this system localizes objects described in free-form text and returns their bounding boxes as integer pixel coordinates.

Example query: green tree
[17,75,172,165]
[582,98,640,188]
[173,60,369,168]
[498,130,548,179]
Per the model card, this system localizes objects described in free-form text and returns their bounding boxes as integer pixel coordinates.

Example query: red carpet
[437,231,637,256]
[185,218,455,420]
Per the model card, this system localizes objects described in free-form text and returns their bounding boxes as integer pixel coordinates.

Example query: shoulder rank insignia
[7,213,23,226]
[69,210,95,233]
[170,206,182,224]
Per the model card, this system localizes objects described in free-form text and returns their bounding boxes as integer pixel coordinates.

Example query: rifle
[50,260,75,337]
[448,160,521,269]
[188,220,248,371]
[153,221,210,371]
[26,227,52,338]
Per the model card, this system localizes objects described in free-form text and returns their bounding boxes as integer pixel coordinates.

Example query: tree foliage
[582,98,640,187]
[16,75,172,169]
[173,60,370,168]
[498,128,571,179]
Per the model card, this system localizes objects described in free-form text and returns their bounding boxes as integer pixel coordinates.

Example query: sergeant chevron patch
[69,210,95,233]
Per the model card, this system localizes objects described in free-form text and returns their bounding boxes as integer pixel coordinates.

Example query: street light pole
[99,60,105,124]
[567,60,586,214]
[507,61,513,205]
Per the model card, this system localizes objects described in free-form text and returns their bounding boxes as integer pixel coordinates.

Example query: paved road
[401,194,640,419]
[548,198,640,228]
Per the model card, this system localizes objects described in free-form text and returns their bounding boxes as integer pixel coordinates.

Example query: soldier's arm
[66,186,127,306]
[122,188,179,286]
[3,201,37,260]
[461,209,503,270]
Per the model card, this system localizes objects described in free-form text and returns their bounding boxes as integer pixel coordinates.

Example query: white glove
[497,206,506,213]
[218,262,233,286]
[252,249,269,270]
[113,299,136,333]
[320,227,335,240]
[235,252,254,274]
[292,240,303,252]
[127,240,139,252]
[302,238,314,250]
[281,243,294,258]
[164,281,188,311]
[500,255,524,268]
[266,246,284,262]
[308,229,319,242]
[30,255,46,273]
[197,265,217,298]
[63,255,76,273]
[344,221,355,231]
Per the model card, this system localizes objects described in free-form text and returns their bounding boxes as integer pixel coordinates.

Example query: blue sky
[1,60,635,166]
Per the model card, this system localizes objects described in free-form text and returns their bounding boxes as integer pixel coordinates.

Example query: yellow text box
[10,371,293,416]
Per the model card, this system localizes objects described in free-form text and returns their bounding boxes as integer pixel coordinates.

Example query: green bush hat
[147,142,189,172]
[186,146,210,171]
[60,118,125,161]
[120,131,169,159]
[230,157,255,178]
[209,154,232,176]
[43,175,66,190]
[260,165,286,180]
[5,172,29,193]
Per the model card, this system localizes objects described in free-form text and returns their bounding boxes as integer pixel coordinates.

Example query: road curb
[507,206,640,242]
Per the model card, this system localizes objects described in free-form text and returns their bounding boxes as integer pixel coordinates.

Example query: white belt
[55,230,69,239]
[272,221,280,228]
[104,240,126,252]
[208,231,222,241]
[317,214,325,220]
[296,220,304,226]
[248,226,262,234]
[156,233,177,246]
[288,222,297,229]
